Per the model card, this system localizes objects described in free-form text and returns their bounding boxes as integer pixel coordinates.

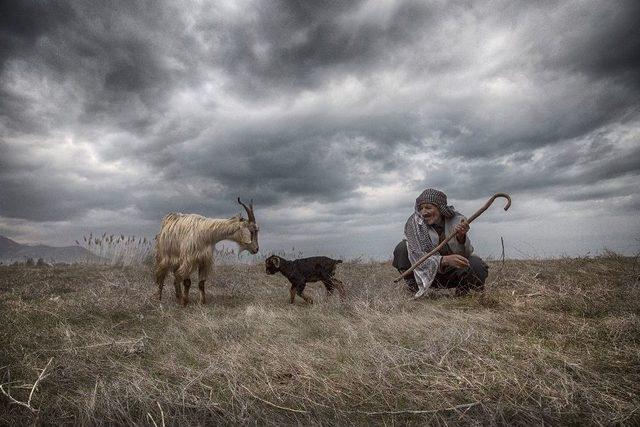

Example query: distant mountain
[0,235,103,264]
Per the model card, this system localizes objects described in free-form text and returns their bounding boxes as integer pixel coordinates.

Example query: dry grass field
[1,254,639,425]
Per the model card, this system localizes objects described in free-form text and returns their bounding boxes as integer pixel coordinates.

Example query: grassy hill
[0,235,102,264]
[0,255,638,424]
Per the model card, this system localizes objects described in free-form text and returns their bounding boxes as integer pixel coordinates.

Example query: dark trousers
[392,240,488,294]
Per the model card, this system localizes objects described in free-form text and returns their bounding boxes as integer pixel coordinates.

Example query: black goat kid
[265,255,346,304]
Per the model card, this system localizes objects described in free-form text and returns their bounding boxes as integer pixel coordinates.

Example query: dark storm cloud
[209,0,437,94]
[205,0,640,160]
[0,1,201,138]
[438,0,640,158]
[134,106,419,210]
[0,135,241,222]
[0,0,75,68]
[535,1,640,83]
[437,134,640,207]
[0,0,638,256]
[0,139,127,221]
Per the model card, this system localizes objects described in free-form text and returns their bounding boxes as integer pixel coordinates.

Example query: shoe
[413,287,428,299]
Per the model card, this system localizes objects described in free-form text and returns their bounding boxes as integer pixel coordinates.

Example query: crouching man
[392,188,488,299]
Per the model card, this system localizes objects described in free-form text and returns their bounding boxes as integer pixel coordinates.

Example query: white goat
[154,198,259,306]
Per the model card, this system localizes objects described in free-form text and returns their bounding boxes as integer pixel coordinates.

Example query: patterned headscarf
[414,188,456,219]
[405,189,458,262]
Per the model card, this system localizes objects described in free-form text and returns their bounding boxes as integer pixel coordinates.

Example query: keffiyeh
[404,188,459,294]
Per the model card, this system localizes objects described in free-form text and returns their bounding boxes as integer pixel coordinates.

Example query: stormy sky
[1,0,639,260]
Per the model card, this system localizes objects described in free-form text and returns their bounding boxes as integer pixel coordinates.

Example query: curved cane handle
[466,193,511,223]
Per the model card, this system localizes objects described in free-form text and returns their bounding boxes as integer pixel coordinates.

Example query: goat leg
[198,280,206,304]
[322,279,334,296]
[155,267,167,300]
[332,278,347,299]
[173,277,182,301]
[181,278,191,306]
[296,284,313,304]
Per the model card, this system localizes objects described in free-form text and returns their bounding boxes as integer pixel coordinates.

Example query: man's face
[419,203,442,225]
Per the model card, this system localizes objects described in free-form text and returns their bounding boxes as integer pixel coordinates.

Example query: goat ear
[273,257,280,268]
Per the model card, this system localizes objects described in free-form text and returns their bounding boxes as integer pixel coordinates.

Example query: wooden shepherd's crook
[393,192,512,283]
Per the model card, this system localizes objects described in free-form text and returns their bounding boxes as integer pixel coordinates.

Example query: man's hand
[442,254,470,268]
[454,220,470,243]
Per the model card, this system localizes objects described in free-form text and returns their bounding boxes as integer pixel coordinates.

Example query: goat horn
[237,197,256,223]
[393,192,511,283]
